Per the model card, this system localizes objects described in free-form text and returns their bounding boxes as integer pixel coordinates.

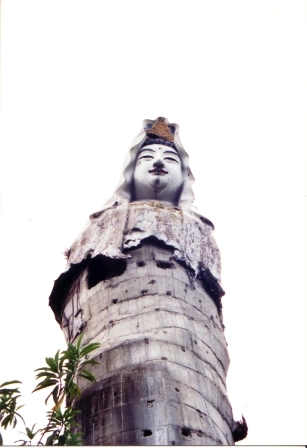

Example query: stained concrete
[58,241,234,445]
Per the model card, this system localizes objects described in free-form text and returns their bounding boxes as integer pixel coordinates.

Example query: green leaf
[44,390,53,406]
[34,367,52,372]
[78,369,96,382]
[54,350,60,367]
[45,431,58,446]
[33,378,58,392]
[0,381,22,388]
[0,388,20,395]
[76,334,84,351]
[16,405,24,411]
[1,415,14,429]
[35,371,58,379]
[25,427,31,438]
[80,343,100,357]
[14,440,28,446]
[52,385,59,405]
[58,434,66,445]
[25,424,41,440]
[59,355,65,372]
[0,432,3,446]
[65,431,83,446]
[67,382,80,400]
[66,342,76,352]
[79,359,99,367]
[45,356,58,373]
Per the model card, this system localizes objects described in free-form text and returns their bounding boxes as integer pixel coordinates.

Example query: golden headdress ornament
[146,117,175,142]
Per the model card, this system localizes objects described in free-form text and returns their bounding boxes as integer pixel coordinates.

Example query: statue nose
[153,159,164,168]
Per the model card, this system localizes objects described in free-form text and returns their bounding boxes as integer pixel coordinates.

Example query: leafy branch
[0,380,25,436]
[0,335,100,445]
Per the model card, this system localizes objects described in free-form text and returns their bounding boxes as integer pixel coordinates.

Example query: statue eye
[164,157,179,163]
[139,154,154,160]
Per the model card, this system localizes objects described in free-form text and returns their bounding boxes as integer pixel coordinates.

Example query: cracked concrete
[55,240,235,445]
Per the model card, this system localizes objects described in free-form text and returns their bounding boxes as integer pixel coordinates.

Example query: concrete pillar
[52,235,234,445]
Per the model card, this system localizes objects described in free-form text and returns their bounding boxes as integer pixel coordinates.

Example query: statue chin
[133,178,182,205]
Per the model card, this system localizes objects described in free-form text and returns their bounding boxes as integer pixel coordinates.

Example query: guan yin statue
[49,117,247,445]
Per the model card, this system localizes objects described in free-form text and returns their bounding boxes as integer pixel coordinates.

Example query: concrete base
[77,361,232,445]
[63,240,234,445]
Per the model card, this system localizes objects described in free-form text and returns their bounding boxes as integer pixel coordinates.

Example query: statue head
[132,139,183,205]
[101,117,196,211]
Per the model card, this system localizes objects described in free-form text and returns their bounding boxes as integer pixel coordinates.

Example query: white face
[133,144,183,205]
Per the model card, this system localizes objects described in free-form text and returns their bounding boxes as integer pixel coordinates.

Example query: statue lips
[149,167,168,175]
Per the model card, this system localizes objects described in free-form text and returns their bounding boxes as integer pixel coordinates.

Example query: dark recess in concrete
[87,255,127,289]
[156,261,175,269]
[181,427,191,437]
[143,429,152,437]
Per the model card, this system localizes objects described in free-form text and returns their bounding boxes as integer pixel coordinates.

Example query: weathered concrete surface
[47,199,240,445]
[77,363,232,445]
[47,114,249,444]
[57,241,234,445]
[65,201,222,284]
[50,202,225,328]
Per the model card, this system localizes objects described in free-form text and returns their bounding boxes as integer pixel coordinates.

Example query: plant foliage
[0,335,100,445]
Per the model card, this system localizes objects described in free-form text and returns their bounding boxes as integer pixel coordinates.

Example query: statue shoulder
[89,201,129,220]
[182,207,215,230]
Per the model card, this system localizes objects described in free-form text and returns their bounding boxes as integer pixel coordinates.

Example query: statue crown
[146,117,175,142]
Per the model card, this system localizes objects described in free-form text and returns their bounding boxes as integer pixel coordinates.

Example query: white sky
[1,0,307,445]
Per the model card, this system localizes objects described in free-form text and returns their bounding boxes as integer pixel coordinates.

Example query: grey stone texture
[60,241,234,445]
[48,118,242,444]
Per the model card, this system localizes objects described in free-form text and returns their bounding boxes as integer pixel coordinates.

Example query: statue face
[133,144,183,204]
